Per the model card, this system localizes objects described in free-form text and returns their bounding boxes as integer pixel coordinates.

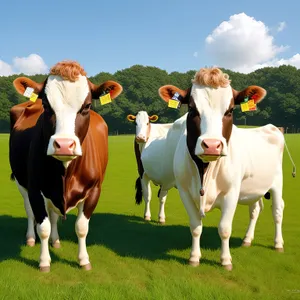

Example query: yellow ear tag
[100,93,112,105]
[23,87,34,98]
[168,99,180,109]
[248,99,257,111]
[240,102,249,112]
[30,93,38,102]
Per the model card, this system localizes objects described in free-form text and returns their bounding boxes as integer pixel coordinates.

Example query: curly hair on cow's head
[192,67,231,89]
[49,60,87,82]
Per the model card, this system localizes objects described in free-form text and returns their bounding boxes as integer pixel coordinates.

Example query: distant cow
[158,67,287,270]
[9,61,123,272]
[127,111,186,223]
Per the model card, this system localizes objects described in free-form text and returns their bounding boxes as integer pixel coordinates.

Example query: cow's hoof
[222,264,233,271]
[275,247,284,253]
[26,239,35,247]
[52,242,61,249]
[188,260,199,267]
[158,219,165,225]
[81,263,92,271]
[242,241,251,247]
[40,266,50,273]
[144,216,151,221]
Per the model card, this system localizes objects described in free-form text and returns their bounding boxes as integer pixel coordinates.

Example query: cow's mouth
[52,155,77,162]
[199,154,221,163]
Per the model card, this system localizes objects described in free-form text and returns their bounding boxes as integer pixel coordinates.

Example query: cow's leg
[15,180,36,247]
[36,216,51,272]
[270,178,284,252]
[158,188,168,224]
[242,199,263,247]
[179,189,202,266]
[75,201,91,269]
[49,209,61,248]
[218,191,238,270]
[75,187,101,270]
[141,174,152,221]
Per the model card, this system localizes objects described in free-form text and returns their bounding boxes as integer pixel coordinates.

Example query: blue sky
[1,0,299,76]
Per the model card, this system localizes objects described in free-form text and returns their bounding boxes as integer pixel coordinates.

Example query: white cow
[158,67,287,270]
[127,111,187,223]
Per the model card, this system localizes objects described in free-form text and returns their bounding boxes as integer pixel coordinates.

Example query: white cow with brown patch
[158,67,286,270]
[127,111,186,223]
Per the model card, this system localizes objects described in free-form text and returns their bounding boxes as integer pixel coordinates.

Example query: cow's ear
[89,80,123,100]
[158,85,190,104]
[13,77,44,96]
[149,115,159,122]
[233,85,267,105]
[127,114,136,122]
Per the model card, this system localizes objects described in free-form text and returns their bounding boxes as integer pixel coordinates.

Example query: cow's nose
[136,135,147,143]
[53,138,76,156]
[201,139,223,156]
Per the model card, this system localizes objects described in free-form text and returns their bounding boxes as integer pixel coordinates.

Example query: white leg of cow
[49,209,61,248]
[242,199,262,247]
[15,180,36,247]
[141,174,152,221]
[75,202,91,269]
[218,192,238,270]
[36,217,51,272]
[158,189,168,224]
[270,186,285,251]
[179,190,202,266]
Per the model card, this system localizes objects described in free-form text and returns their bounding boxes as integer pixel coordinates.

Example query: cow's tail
[283,138,296,178]
[135,177,143,205]
[10,173,15,181]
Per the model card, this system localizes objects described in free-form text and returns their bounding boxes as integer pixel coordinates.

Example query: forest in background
[0,64,299,134]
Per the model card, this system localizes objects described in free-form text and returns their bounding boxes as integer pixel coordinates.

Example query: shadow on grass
[0,213,243,268]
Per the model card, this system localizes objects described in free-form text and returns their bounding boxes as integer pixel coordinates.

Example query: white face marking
[45,75,89,157]
[135,111,150,142]
[192,84,233,156]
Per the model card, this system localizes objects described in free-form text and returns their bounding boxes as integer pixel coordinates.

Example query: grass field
[0,133,299,300]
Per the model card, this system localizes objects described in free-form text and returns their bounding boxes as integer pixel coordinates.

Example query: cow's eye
[225,107,234,117]
[84,103,91,110]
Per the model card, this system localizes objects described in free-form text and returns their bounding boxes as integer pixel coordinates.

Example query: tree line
[0,64,299,134]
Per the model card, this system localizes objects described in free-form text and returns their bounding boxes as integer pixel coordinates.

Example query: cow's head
[13,60,123,162]
[127,111,158,143]
[158,67,266,163]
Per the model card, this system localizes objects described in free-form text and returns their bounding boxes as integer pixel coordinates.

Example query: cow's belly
[238,156,281,205]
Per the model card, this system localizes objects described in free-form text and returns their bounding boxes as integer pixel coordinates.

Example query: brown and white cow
[9,61,122,272]
[158,67,288,270]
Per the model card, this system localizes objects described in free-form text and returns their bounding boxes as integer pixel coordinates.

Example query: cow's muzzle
[199,139,223,162]
[52,138,77,161]
[135,136,148,144]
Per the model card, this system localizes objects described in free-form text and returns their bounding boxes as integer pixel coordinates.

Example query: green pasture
[0,133,299,300]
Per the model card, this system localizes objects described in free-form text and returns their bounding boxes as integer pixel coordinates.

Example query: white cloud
[0,60,13,76]
[193,51,198,58]
[205,13,298,73]
[0,54,48,76]
[13,54,48,75]
[277,21,286,32]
